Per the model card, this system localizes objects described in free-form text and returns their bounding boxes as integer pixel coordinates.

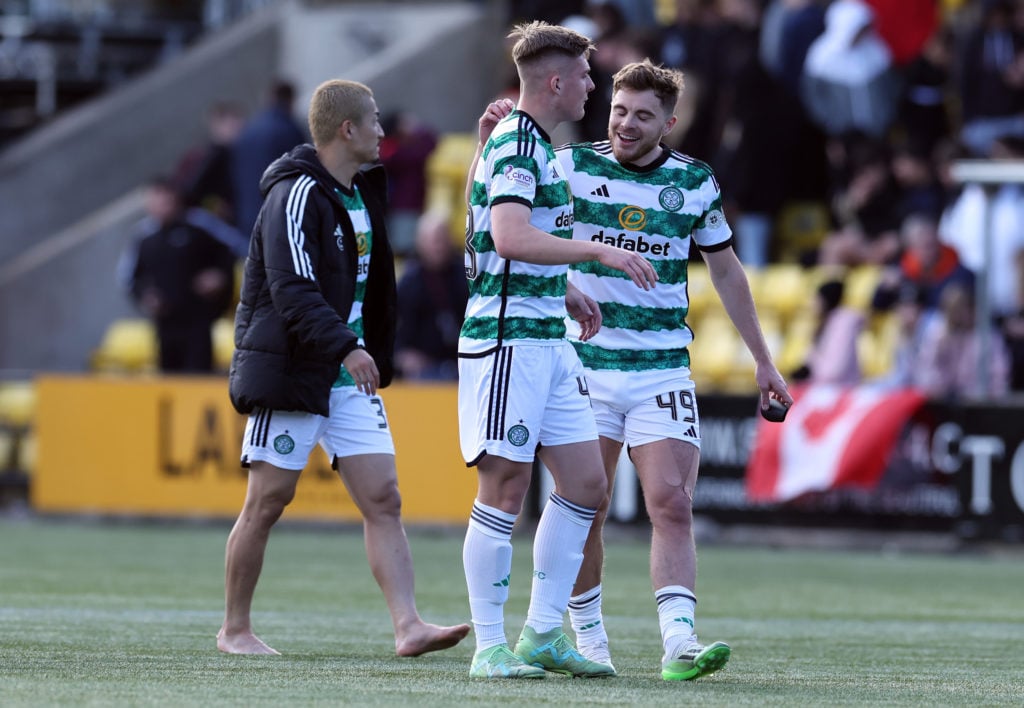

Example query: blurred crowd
[505,0,1024,396]
[115,0,1024,396]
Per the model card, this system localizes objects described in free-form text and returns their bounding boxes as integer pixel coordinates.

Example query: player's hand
[566,282,602,341]
[478,98,515,144]
[755,362,793,414]
[343,348,380,396]
[596,246,659,290]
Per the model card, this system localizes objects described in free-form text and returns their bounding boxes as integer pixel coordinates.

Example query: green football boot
[513,626,616,677]
[661,639,731,681]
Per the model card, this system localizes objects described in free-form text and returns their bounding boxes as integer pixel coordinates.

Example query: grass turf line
[0,518,1022,706]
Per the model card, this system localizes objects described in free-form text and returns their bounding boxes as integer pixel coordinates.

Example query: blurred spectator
[394,211,468,381]
[659,0,729,157]
[174,100,245,224]
[957,0,1024,156]
[508,0,585,24]
[231,79,306,236]
[379,111,439,257]
[889,141,946,223]
[916,282,1011,398]
[873,281,932,389]
[716,0,797,266]
[872,211,975,318]
[939,134,1024,320]
[119,177,236,373]
[566,2,628,142]
[1003,306,1024,391]
[861,0,939,67]
[792,278,865,385]
[761,0,828,98]
[800,0,902,139]
[818,135,902,266]
[896,26,954,159]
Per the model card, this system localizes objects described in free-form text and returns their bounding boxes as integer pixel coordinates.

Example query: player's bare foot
[395,621,471,657]
[217,627,281,655]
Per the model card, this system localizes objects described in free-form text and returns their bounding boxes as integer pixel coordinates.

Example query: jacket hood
[259,143,335,197]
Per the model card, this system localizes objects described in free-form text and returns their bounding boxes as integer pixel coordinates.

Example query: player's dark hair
[612,59,684,116]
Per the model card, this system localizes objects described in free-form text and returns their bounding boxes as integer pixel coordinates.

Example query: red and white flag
[746,384,926,503]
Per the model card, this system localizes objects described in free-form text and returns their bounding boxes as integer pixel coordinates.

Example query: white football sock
[463,499,517,651]
[525,493,596,634]
[656,585,697,658]
[569,583,608,651]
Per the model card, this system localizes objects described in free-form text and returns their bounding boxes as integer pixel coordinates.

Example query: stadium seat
[860,311,900,379]
[756,263,814,323]
[775,200,830,263]
[212,317,234,372]
[688,314,740,392]
[844,265,882,312]
[777,310,816,377]
[0,428,14,470]
[686,264,717,315]
[16,429,36,477]
[91,318,158,373]
[0,381,35,429]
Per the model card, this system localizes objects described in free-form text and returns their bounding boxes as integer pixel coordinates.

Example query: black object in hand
[760,398,789,423]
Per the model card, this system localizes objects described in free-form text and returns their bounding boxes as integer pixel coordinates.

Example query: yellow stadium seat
[425,133,477,247]
[689,314,739,392]
[777,310,816,377]
[775,201,830,263]
[0,428,14,469]
[0,381,35,429]
[844,265,882,312]
[212,318,235,372]
[91,318,158,373]
[757,263,814,323]
[17,429,36,477]
[686,264,717,315]
[860,311,900,379]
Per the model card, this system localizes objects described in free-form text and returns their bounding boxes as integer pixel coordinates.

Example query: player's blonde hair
[508,20,595,69]
[612,59,685,116]
[308,79,374,147]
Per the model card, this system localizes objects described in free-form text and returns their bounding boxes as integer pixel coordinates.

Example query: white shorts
[585,368,701,450]
[458,341,598,465]
[241,387,395,470]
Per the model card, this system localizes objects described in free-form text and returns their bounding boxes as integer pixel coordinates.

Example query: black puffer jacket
[229,144,396,416]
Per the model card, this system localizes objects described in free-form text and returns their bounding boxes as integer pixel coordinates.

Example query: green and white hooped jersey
[558,141,733,373]
[460,110,575,356]
[333,185,372,388]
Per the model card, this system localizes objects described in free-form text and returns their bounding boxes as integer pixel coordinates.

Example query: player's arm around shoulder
[489,203,658,290]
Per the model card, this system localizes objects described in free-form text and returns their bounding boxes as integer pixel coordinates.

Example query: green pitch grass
[1,518,1022,706]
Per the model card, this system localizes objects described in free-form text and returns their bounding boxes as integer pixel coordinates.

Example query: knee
[245,486,295,528]
[646,489,694,531]
[361,480,403,522]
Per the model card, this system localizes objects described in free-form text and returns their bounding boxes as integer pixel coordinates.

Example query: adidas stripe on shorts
[457,341,598,466]
[241,386,395,470]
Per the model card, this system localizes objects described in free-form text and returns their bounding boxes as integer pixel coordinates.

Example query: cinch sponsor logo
[503,164,535,188]
[590,230,671,255]
[555,211,574,228]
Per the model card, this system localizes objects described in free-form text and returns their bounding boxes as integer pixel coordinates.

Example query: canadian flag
[746,384,926,503]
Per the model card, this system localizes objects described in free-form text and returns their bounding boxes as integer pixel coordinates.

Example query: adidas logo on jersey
[590,184,610,197]
[684,425,697,439]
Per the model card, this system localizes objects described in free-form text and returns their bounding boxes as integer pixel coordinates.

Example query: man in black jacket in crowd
[218,78,470,656]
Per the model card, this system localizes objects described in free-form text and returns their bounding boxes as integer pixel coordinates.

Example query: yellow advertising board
[32,376,476,523]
